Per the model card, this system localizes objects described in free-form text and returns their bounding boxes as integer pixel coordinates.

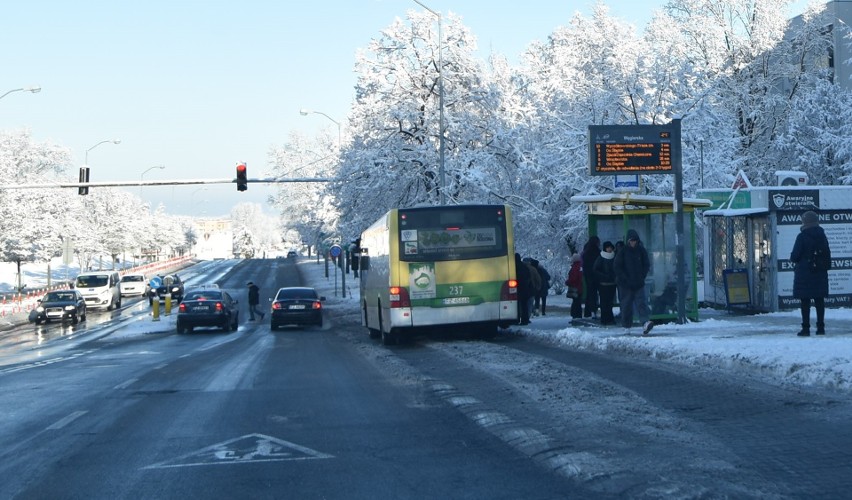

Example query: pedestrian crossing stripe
[142,433,333,469]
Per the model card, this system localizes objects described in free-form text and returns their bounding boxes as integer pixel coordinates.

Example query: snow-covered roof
[703,207,769,217]
[571,193,713,207]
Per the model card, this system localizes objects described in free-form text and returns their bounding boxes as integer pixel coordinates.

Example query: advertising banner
[776,209,852,308]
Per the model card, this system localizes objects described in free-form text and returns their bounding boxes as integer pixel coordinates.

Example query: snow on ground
[304,259,852,394]
[3,257,851,394]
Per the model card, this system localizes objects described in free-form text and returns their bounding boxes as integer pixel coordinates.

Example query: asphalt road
[1,258,851,499]
[0,259,577,499]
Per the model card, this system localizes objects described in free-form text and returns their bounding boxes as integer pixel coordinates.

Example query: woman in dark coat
[515,253,532,325]
[790,210,831,336]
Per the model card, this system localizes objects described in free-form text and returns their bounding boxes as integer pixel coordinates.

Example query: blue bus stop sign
[329,245,342,258]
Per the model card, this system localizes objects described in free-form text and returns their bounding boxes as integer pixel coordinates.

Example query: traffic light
[236,162,248,191]
[78,166,90,195]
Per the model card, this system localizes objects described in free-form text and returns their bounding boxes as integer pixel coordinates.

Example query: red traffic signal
[236,163,248,191]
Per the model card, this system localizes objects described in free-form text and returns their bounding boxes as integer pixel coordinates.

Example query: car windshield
[45,292,75,302]
[276,289,317,300]
[121,275,144,283]
[76,275,108,287]
[185,291,222,301]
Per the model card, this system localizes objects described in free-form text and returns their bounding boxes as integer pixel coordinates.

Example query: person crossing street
[247,281,265,321]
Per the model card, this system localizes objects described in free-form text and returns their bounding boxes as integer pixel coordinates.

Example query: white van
[75,271,122,310]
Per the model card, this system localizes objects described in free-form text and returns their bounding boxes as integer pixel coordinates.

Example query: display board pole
[672,118,686,324]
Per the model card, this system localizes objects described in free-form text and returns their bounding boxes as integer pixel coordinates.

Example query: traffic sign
[329,245,342,258]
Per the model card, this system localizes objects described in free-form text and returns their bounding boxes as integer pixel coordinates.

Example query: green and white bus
[359,204,519,344]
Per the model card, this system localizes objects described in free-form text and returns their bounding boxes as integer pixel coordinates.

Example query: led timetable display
[588,124,676,176]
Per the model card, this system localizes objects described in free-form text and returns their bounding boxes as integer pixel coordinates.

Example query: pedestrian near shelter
[699,173,852,313]
[571,194,711,323]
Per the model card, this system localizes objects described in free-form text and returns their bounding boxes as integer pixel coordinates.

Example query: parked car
[287,250,298,258]
[119,273,149,297]
[29,290,87,325]
[176,288,239,333]
[148,274,185,305]
[270,287,325,329]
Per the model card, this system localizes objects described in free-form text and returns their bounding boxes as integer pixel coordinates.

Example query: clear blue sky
[0,0,809,216]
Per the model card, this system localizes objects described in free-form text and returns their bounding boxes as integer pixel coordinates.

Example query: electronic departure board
[588,124,677,176]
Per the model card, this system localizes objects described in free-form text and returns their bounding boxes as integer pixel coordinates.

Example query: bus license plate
[442,297,470,305]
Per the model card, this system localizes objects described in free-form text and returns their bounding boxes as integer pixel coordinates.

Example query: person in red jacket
[565,253,584,319]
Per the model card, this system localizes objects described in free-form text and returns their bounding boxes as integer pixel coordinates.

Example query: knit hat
[602,241,614,251]
[801,211,819,228]
[626,229,640,242]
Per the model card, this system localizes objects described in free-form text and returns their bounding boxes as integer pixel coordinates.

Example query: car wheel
[34,318,42,325]
[80,311,86,322]
[71,315,79,325]
[116,297,121,308]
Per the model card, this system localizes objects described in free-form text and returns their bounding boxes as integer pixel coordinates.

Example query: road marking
[143,433,333,469]
[113,378,138,390]
[153,363,168,370]
[0,350,95,375]
[46,410,88,430]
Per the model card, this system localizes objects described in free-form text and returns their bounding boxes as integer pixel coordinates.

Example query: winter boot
[797,324,810,337]
[816,323,825,336]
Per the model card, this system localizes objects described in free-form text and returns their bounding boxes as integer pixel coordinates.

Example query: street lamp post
[140,165,166,196]
[299,109,341,152]
[0,86,41,101]
[85,139,121,165]
[413,0,446,205]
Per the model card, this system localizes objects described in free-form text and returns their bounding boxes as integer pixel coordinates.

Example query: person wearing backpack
[790,210,831,336]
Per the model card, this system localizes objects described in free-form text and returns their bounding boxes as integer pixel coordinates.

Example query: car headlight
[36,306,45,313]
[171,287,180,293]
[64,305,76,312]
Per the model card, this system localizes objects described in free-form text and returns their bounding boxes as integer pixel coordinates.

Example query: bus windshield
[398,206,508,262]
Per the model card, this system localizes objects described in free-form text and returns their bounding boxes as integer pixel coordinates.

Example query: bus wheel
[479,324,498,340]
[365,302,379,339]
[381,328,397,346]
[379,314,396,346]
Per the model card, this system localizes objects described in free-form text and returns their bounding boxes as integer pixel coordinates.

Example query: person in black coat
[614,230,653,334]
[790,210,831,336]
[593,241,617,325]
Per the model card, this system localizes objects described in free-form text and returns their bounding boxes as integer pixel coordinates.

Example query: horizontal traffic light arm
[0,177,334,191]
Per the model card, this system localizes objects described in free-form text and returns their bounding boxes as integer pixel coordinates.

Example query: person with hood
[523,257,542,319]
[581,236,601,319]
[565,253,584,319]
[515,253,533,325]
[790,210,831,336]
[614,230,653,335]
[593,241,617,325]
[531,259,551,316]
